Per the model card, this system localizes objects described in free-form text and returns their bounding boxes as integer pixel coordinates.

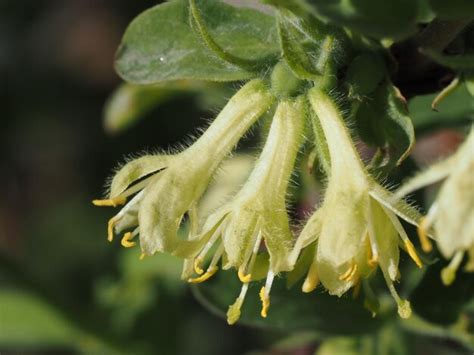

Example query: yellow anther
[121,232,136,248]
[417,217,433,253]
[404,240,423,268]
[92,196,126,207]
[366,241,378,268]
[107,216,118,242]
[238,269,252,283]
[139,253,146,260]
[188,266,218,284]
[339,263,358,281]
[302,261,319,293]
[259,287,270,318]
[193,258,204,275]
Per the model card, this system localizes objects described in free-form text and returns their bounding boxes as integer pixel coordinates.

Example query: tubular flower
[93,80,275,257]
[290,88,425,318]
[396,129,474,285]
[183,98,305,324]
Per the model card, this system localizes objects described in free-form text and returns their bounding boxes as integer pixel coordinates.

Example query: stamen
[339,263,358,281]
[441,251,464,286]
[238,231,263,284]
[366,236,378,268]
[139,253,146,260]
[188,243,224,284]
[404,240,423,268]
[302,260,319,293]
[107,216,119,242]
[193,222,226,275]
[121,229,138,248]
[103,191,145,242]
[227,282,250,325]
[366,201,379,267]
[381,205,423,268]
[194,258,204,275]
[417,203,437,253]
[188,266,218,283]
[238,269,252,283]
[259,270,274,318]
[92,196,126,207]
[382,271,411,319]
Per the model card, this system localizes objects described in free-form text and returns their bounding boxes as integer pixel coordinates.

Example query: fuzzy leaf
[356,81,415,168]
[303,0,422,40]
[278,10,345,80]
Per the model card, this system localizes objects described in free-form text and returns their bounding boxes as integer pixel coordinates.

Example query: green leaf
[356,80,415,168]
[408,83,474,130]
[410,261,474,326]
[303,0,422,40]
[429,0,474,19]
[277,9,348,80]
[0,289,76,346]
[188,0,279,70]
[192,269,384,335]
[346,53,385,98]
[465,71,474,96]
[422,49,474,70]
[116,1,279,84]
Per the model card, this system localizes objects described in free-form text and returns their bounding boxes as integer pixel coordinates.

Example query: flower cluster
[396,129,474,285]
[94,70,464,323]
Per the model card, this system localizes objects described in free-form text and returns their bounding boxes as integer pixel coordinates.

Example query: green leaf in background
[115,0,278,84]
[422,49,474,70]
[189,0,279,70]
[277,10,345,80]
[408,83,474,130]
[104,83,189,134]
[103,81,228,134]
[0,289,76,347]
[429,0,474,19]
[410,261,474,326]
[346,53,385,98]
[465,72,474,96]
[356,81,415,168]
[192,269,385,335]
[303,0,422,40]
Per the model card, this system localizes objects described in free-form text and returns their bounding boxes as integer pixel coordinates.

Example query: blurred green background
[1,1,473,354]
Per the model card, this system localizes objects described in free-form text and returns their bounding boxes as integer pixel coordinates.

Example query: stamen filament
[417,203,437,253]
[193,223,226,274]
[302,259,319,293]
[441,251,464,286]
[381,205,423,268]
[381,271,411,319]
[188,244,224,284]
[259,270,274,318]
[238,231,263,283]
[227,282,250,325]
